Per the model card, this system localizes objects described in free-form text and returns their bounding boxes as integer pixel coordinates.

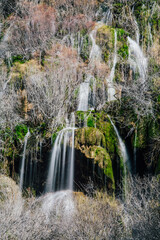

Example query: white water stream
[89,24,102,63]
[134,18,140,44]
[108,116,131,195]
[102,8,113,25]
[20,129,30,190]
[78,23,102,112]
[106,30,117,101]
[46,113,76,192]
[128,36,148,83]
[77,75,92,111]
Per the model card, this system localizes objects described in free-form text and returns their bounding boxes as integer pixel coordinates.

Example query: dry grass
[0,175,160,240]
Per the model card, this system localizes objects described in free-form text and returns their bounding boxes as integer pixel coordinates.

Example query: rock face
[74,113,120,192]
[0,174,23,215]
[0,174,21,202]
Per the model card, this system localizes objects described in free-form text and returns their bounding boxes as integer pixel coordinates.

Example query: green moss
[117,28,129,59]
[91,146,115,189]
[96,25,114,62]
[87,115,95,128]
[118,44,129,59]
[52,132,57,143]
[76,111,119,155]
[15,125,28,140]
[76,111,85,124]
[75,127,106,148]
[12,55,26,64]
[95,112,117,153]
[134,119,158,149]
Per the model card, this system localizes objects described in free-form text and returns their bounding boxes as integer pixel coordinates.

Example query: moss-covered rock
[74,126,115,189]
[117,28,129,60]
[75,127,106,148]
[96,25,114,63]
[75,111,119,155]
[94,112,118,154]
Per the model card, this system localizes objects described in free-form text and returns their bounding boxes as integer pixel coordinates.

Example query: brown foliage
[8,2,56,56]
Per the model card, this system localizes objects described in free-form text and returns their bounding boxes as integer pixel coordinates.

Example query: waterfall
[106,30,117,101]
[91,77,96,109]
[89,24,102,63]
[128,36,148,83]
[20,129,30,190]
[108,116,131,195]
[77,75,92,111]
[69,126,75,190]
[148,22,153,48]
[77,23,102,112]
[46,113,76,192]
[102,8,113,25]
[134,18,140,44]
[109,117,130,170]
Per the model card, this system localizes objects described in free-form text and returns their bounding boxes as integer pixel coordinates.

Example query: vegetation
[0,175,159,240]
[0,0,160,238]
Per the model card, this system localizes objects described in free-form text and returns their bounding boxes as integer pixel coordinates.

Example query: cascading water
[20,129,30,190]
[108,116,130,196]
[102,8,113,25]
[91,77,96,109]
[128,36,148,83]
[78,23,102,111]
[134,18,140,44]
[106,30,117,101]
[46,113,76,192]
[89,24,102,63]
[148,22,153,49]
[77,75,92,111]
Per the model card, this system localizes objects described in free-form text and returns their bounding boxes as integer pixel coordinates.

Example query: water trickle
[46,113,76,193]
[102,9,113,25]
[128,36,148,83]
[91,77,96,108]
[89,25,102,63]
[20,129,30,190]
[134,18,140,44]
[108,116,131,196]
[77,75,92,111]
[106,30,117,101]
[148,22,153,49]
[78,23,102,112]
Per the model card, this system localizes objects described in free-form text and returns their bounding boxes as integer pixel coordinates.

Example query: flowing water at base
[46,113,76,193]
